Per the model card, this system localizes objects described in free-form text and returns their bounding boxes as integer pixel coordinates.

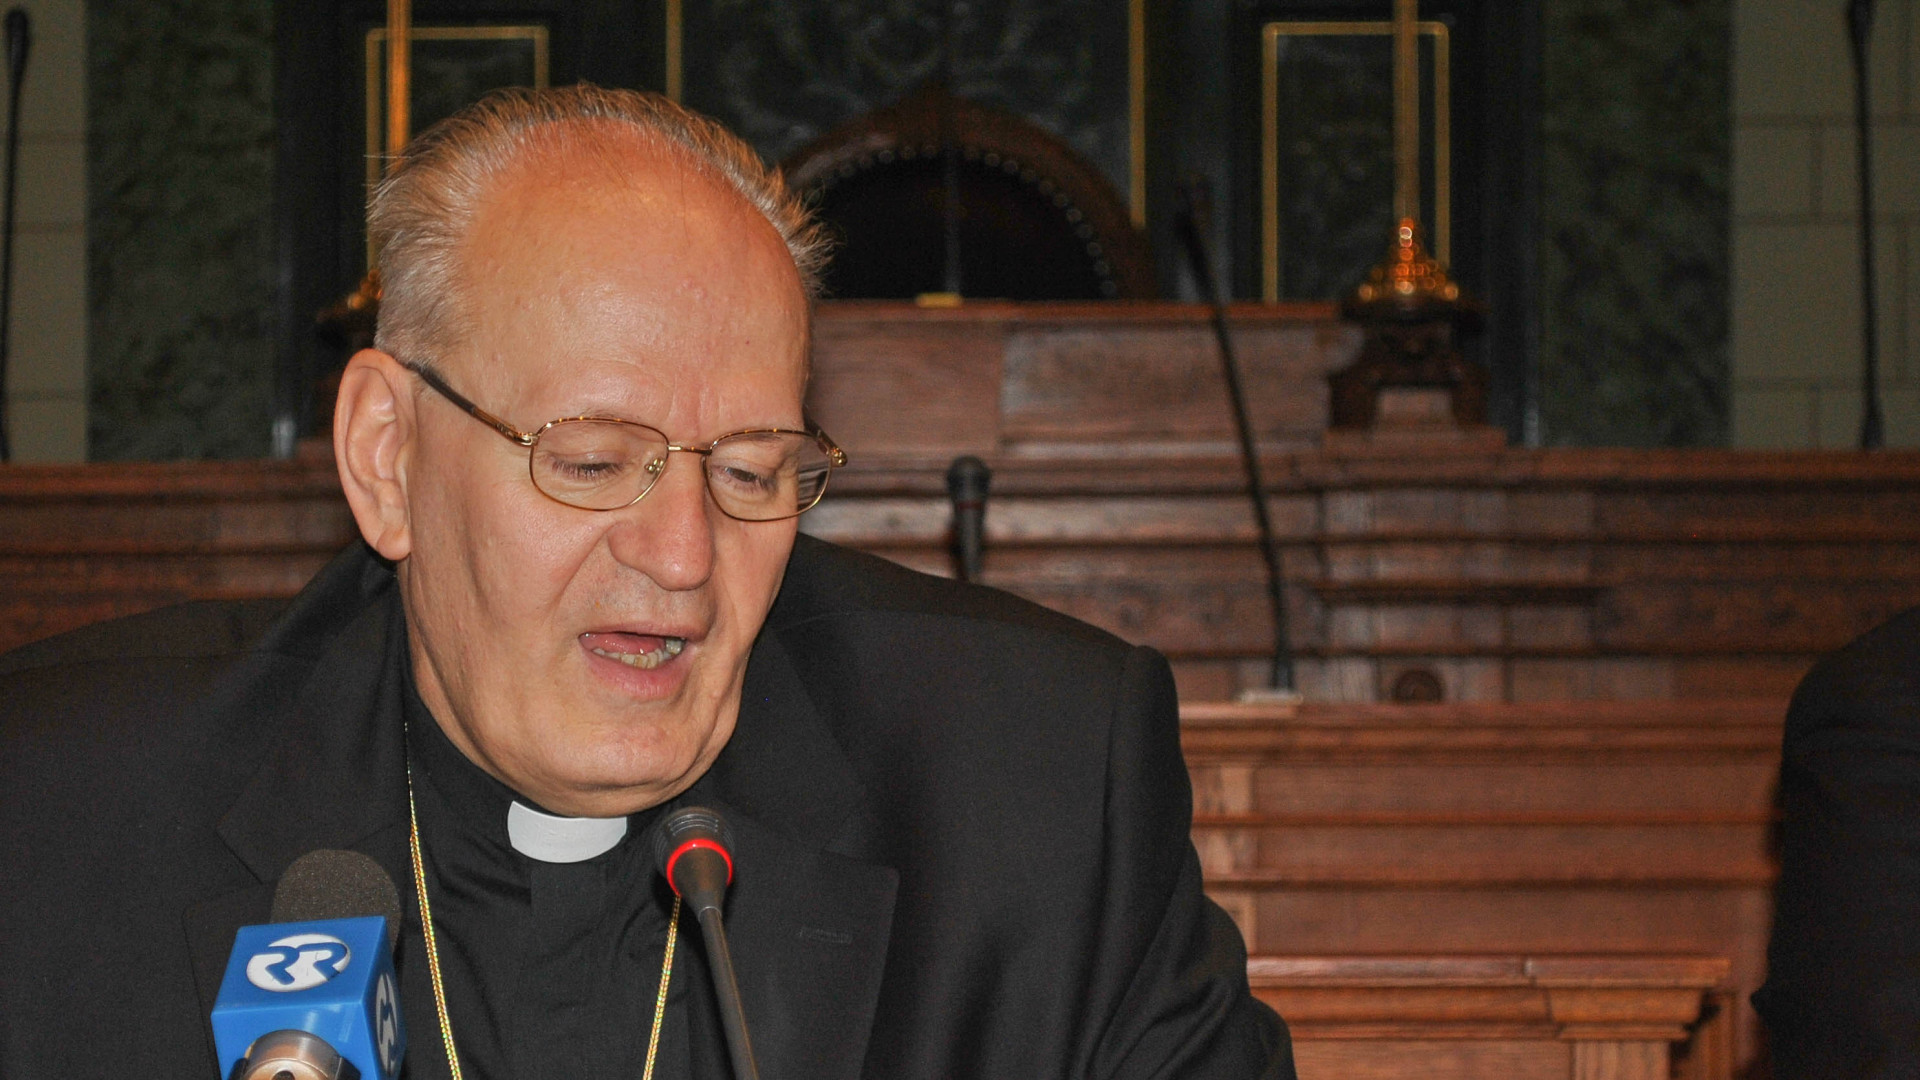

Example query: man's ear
[334,349,416,561]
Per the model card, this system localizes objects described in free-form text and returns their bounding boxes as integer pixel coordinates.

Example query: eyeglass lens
[530,421,833,519]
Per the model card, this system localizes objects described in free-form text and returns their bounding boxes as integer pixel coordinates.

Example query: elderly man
[0,86,1290,1079]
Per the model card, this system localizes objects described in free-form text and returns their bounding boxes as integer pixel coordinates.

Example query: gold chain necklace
[404,767,680,1080]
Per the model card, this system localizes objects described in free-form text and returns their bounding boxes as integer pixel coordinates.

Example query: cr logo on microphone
[244,933,352,992]
[374,970,402,1074]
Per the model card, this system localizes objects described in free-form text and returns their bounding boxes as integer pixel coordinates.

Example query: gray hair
[369,84,828,362]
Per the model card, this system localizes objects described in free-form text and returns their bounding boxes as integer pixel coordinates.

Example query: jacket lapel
[699,629,899,1080]
[214,593,411,883]
[183,548,416,1034]
[183,878,274,1023]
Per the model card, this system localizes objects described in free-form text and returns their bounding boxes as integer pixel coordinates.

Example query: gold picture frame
[364,24,551,205]
[665,0,683,102]
[1261,20,1450,303]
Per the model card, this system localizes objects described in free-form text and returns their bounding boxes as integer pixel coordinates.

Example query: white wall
[1732,0,1920,448]
[3,0,85,462]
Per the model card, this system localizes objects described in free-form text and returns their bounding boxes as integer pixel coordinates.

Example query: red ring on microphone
[663,837,733,895]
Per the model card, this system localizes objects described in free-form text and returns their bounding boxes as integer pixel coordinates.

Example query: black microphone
[1177,173,1296,696]
[5,8,26,80]
[946,455,991,584]
[211,850,407,1080]
[0,7,28,463]
[271,848,404,951]
[653,807,760,1080]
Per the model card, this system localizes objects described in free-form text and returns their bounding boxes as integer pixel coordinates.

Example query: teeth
[590,637,685,670]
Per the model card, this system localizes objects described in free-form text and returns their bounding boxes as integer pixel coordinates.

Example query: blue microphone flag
[211,915,404,1080]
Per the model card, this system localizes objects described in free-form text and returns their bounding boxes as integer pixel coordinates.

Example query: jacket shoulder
[1786,604,1920,745]
[0,597,290,678]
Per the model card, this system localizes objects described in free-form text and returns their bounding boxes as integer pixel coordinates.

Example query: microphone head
[272,849,404,953]
[651,806,735,896]
[1178,173,1215,234]
[4,8,27,74]
[945,454,992,502]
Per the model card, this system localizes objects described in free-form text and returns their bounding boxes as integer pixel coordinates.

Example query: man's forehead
[477,123,759,237]
[459,135,804,310]
[437,134,808,410]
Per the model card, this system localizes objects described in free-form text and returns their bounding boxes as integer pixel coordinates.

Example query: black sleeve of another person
[1086,646,1295,1080]
[1756,606,1920,1079]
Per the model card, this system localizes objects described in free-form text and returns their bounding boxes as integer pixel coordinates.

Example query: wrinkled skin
[334,127,809,817]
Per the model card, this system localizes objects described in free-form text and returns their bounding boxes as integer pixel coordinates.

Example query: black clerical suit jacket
[1754,605,1920,1079]
[0,535,1291,1079]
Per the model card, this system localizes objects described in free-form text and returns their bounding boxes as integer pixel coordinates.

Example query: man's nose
[605,453,714,590]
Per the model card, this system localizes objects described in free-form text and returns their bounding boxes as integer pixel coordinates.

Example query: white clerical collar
[506,800,628,863]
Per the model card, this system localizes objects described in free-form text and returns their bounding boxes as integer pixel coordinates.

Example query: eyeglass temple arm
[405,361,538,446]
[802,414,849,468]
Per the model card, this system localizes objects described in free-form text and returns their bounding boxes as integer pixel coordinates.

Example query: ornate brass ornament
[1350,217,1460,310]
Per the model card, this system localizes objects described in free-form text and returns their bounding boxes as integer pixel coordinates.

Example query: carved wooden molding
[1253,954,1733,1080]
[780,86,1156,299]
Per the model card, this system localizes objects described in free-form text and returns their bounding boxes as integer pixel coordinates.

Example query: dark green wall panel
[87,0,277,459]
[1537,0,1730,446]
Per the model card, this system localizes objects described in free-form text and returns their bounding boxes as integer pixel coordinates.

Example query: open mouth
[582,632,686,670]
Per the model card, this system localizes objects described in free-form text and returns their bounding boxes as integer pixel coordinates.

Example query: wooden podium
[1186,699,1773,1076]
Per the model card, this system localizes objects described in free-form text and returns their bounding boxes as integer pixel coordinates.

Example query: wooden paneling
[1294,1040,1572,1080]
[804,301,1357,458]
[814,448,1920,703]
[806,313,1007,458]
[0,459,354,650]
[7,444,1920,702]
[997,319,1338,445]
[1192,700,1777,1073]
[1254,955,1731,1080]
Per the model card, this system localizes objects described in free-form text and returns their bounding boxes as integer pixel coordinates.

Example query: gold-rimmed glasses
[404,361,847,521]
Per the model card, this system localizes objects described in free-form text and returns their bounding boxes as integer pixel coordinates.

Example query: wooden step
[1253,954,1733,1080]
[1186,700,1777,1073]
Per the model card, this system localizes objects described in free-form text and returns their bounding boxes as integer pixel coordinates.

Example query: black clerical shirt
[403,679,726,1080]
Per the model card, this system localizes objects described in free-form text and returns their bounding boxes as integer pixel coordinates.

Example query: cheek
[711,521,795,635]
[412,448,603,628]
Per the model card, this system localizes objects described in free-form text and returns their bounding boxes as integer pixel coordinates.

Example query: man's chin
[532,786,685,819]
[511,721,726,818]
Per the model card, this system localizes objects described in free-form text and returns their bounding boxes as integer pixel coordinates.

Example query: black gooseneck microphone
[946,454,992,584]
[653,806,760,1080]
[0,7,29,463]
[1849,0,1883,448]
[1177,173,1296,694]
